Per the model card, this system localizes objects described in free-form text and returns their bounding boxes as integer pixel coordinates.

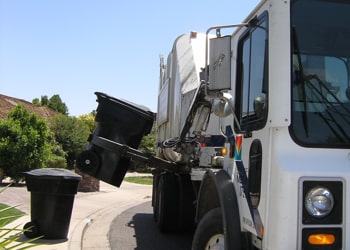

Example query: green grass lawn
[124,176,153,185]
[0,203,25,227]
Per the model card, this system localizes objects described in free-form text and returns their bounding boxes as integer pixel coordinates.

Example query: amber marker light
[308,233,335,245]
[260,226,264,237]
[221,147,227,156]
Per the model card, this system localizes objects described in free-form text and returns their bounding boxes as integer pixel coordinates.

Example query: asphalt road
[109,201,193,250]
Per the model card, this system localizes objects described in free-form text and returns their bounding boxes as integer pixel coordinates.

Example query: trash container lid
[24,168,82,180]
[95,92,154,119]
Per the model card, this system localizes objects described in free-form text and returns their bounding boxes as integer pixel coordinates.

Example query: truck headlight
[305,186,334,218]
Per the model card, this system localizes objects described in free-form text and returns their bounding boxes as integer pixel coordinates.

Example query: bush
[49,114,90,169]
[46,155,67,168]
[0,106,52,181]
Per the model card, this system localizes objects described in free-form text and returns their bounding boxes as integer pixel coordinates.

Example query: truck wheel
[155,173,179,232]
[152,173,160,221]
[192,208,224,250]
[177,174,195,231]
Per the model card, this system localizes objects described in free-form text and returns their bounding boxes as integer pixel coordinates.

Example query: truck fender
[196,169,242,249]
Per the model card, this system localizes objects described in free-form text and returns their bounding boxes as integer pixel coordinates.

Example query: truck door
[233,13,269,236]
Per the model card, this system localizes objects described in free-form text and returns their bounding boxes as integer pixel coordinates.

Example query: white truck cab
[155,0,350,249]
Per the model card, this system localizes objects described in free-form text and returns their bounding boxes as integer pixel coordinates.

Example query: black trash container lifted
[23,168,81,239]
[77,92,154,187]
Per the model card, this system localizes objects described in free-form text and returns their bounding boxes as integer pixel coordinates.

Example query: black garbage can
[77,92,154,187]
[23,168,81,239]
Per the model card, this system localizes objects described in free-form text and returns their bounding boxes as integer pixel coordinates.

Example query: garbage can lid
[24,168,82,180]
[95,92,154,119]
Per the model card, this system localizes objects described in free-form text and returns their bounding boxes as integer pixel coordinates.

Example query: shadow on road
[109,201,193,250]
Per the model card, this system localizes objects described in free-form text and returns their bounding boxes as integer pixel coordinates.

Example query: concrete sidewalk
[1,174,152,250]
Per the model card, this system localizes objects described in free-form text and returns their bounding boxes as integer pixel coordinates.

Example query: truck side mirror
[208,36,231,91]
[254,95,266,119]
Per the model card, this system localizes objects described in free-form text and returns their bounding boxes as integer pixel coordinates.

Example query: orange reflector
[260,226,264,237]
[308,234,335,245]
[221,147,227,156]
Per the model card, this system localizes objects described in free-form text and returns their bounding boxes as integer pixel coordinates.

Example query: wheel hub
[205,234,224,250]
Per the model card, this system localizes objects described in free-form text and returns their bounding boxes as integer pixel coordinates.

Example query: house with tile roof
[0,94,58,119]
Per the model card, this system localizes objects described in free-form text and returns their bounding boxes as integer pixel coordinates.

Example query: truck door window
[235,15,268,133]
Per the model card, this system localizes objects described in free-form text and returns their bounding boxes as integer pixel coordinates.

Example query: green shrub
[46,155,67,168]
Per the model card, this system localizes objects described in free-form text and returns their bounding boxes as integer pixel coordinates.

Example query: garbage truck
[77,0,350,248]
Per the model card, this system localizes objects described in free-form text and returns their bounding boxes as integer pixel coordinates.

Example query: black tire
[155,173,179,232]
[192,208,224,250]
[177,174,195,231]
[23,221,40,239]
[152,173,160,222]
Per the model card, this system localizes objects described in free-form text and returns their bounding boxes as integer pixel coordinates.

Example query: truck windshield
[290,0,350,148]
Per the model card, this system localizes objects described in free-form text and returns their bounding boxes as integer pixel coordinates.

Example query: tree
[0,105,52,181]
[32,98,40,105]
[77,112,96,133]
[41,95,49,106]
[48,94,68,115]
[130,122,157,172]
[139,122,156,153]
[32,94,68,115]
[49,114,90,168]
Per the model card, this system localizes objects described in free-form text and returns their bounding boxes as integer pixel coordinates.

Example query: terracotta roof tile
[0,94,59,120]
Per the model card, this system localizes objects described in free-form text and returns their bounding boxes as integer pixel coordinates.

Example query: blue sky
[0,0,260,116]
